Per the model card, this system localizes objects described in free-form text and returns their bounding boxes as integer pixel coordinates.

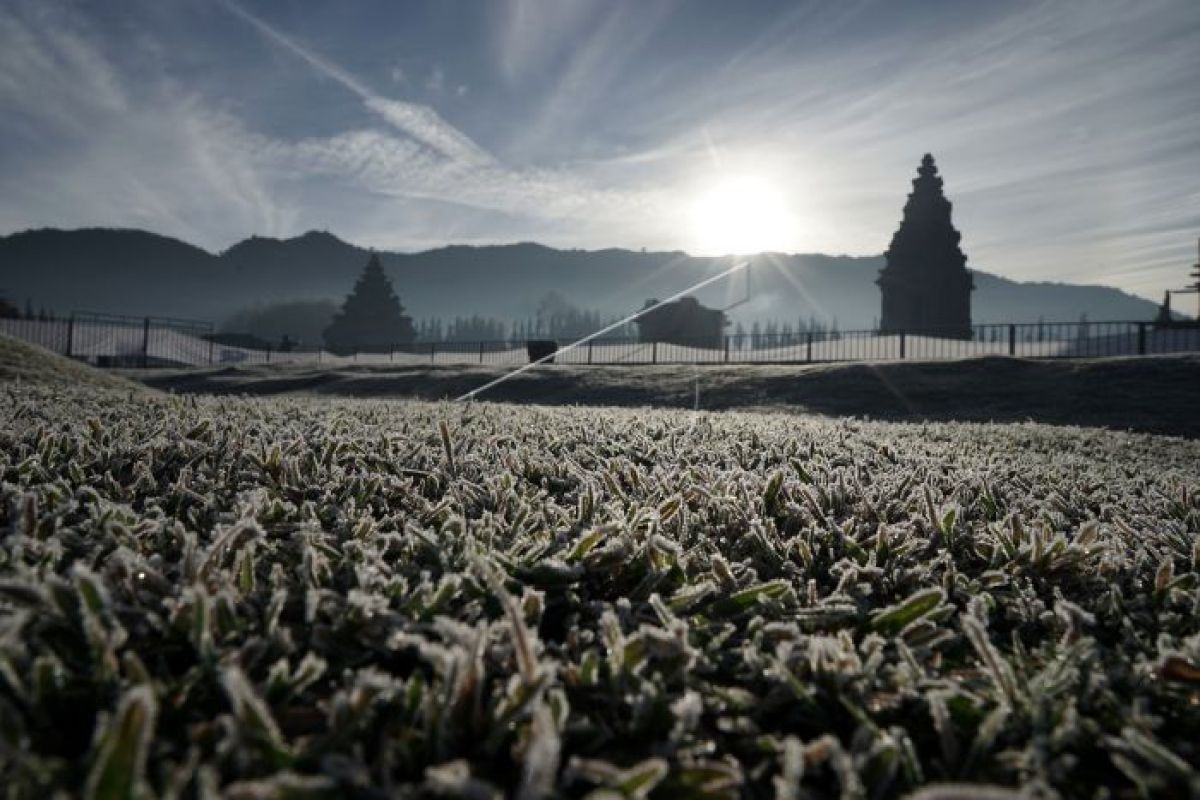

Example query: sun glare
[688,175,794,255]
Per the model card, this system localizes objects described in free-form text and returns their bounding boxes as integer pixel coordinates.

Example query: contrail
[456,260,750,402]
[218,0,492,166]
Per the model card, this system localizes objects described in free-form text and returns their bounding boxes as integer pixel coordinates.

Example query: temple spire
[876,154,974,338]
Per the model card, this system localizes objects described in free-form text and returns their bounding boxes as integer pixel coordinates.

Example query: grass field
[3,333,1200,798]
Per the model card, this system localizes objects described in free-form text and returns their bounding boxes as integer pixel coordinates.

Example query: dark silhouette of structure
[526,339,558,364]
[878,154,974,338]
[323,253,416,354]
[1155,237,1200,326]
[637,296,726,348]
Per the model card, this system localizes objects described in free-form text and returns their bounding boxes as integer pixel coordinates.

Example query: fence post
[208,336,215,365]
[1137,322,1146,355]
[1008,324,1016,356]
[65,314,75,358]
[430,342,436,364]
[479,341,485,363]
[806,332,813,363]
[724,335,730,363]
[587,340,593,365]
[899,331,906,360]
[142,317,151,368]
[266,346,271,364]
[652,341,658,364]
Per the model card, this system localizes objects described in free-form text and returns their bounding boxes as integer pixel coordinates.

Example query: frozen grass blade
[85,685,157,800]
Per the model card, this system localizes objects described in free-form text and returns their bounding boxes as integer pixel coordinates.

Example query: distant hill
[0,227,1168,329]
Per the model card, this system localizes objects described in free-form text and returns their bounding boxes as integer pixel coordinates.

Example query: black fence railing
[1,315,1198,369]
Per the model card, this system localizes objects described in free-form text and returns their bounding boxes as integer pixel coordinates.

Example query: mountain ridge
[0,226,1167,329]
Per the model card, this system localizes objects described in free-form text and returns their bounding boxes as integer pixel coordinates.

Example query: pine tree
[323,253,416,354]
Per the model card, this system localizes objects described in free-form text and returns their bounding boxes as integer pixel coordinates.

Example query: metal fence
[0,312,214,367]
[2,314,1198,369]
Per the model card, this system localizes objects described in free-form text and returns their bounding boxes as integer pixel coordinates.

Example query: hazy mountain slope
[970,271,1164,324]
[0,227,1167,329]
[0,228,231,318]
[220,230,368,302]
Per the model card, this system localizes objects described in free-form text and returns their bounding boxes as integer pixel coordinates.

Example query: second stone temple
[877,154,974,338]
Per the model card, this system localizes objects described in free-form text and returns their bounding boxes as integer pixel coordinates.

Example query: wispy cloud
[217,0,665,232]
[0,0,1195,300]
[0,0,290,247]
[492,0,602,87]
[219,0,493,167]
[555,0,1200,296]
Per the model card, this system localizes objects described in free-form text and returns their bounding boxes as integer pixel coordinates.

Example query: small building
[637,296,725,348]
[877,154,974,338]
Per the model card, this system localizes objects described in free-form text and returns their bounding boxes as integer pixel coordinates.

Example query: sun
[688,175,794,255]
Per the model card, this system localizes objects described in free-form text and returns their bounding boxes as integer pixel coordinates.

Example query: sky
[0,0,1197,301]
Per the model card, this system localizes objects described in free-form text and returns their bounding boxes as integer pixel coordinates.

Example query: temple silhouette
[877,154,974,338]
[637,296,726,348]
[323,252,416,354]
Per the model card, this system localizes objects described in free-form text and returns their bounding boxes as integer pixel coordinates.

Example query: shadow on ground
[128,355,1200,438]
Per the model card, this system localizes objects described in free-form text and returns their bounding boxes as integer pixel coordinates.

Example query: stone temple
[877,154,974,338]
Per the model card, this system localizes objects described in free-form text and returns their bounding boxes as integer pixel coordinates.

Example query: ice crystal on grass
[0,383,1198,796]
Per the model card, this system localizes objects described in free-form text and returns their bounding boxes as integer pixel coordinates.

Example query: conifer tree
[0,292,18,319]
[323,253,416,354]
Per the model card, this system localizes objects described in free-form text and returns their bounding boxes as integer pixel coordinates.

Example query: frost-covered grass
[1,382,1199,798]
[0,333,139,391]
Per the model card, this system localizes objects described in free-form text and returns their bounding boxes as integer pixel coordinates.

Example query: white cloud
[492,0,601,86]
[217,0,666,232]
[219,0,490,166]
[1,0,1195,302]
[548,0,1200,297]
[0,1,291,248]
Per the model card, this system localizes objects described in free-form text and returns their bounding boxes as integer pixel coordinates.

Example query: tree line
[0,293,53,320]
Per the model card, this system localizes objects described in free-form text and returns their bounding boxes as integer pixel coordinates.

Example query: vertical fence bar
[1008,324,1016,357]
[65,314,75,358]
[1137,322,1146,355]
[587,340,594,365]
[899,331,906,360]
[652,341,658,364]
[142,317,151,368]
[806,332,813,363]
[430,342,436,364]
